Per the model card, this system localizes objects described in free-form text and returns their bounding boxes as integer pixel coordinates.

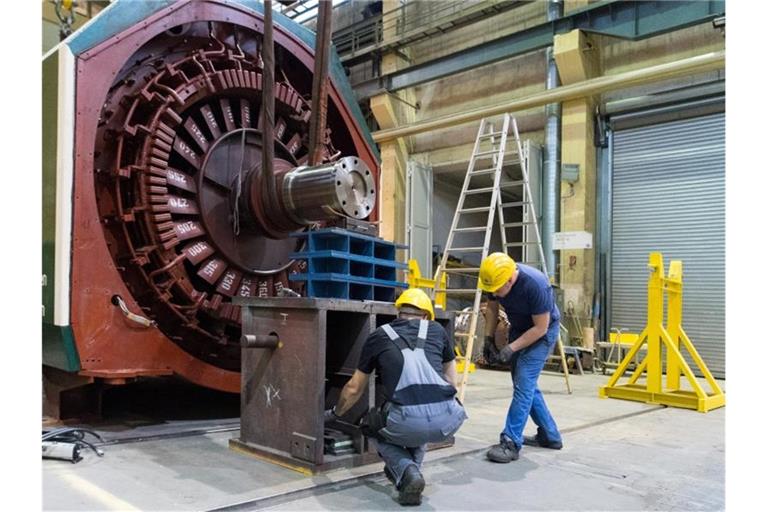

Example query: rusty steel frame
[231,297,454,472]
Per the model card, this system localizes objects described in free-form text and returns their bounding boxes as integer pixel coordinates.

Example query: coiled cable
[42,427,105,463]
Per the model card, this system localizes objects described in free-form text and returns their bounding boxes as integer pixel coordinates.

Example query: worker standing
[479,252,563,463]
[325,288,467,505]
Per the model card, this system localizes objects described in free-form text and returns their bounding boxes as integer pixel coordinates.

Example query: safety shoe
[523,433,563,450]
[486,435,519,463]
[397,465,425,506]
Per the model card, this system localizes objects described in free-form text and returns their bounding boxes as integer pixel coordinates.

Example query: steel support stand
[599,253,725,412]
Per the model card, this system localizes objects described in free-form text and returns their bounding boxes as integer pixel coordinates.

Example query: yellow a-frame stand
[405,260,474,374]
[599,253,725,412]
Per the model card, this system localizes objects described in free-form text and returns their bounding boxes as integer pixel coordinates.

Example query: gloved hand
[498,342,516,363]
[324,407,339,423]
[483,335,501,364]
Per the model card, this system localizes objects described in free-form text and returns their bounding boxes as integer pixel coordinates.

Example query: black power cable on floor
[42,427,105,463]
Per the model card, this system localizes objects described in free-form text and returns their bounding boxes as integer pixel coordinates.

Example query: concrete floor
[43,369,725,511]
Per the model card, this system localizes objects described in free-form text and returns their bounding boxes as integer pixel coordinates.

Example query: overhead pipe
[308,0,333,165]
[542,0,562,280]
[371,51,725,143]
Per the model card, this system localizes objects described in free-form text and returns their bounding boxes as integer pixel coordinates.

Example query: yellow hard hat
[395,288,435,320]
[478,252,517,293]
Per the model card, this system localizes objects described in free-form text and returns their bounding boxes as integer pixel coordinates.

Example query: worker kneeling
[325,288,467,506]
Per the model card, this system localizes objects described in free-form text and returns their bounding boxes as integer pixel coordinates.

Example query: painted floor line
[207,405,666,511]
[57,471,140,511]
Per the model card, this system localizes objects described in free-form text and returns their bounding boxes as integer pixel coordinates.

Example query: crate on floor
[289,228,408,302]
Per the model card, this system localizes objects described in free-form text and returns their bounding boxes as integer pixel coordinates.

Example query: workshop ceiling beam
[353,0,725,100]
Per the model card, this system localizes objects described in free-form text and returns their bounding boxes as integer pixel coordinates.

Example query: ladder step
[458,206,492,213]
[453,226,489,233]
[478,131,505,139]
[464,187,495,195]
[505,242,539,247]
[502,221,536,228]
[434,288,480,294]
[474,149,503,157]
[500,180,525,188]
[469,168,497,176]
[501,201,530,208]
[448,246,485,252]
[443,267,481,273]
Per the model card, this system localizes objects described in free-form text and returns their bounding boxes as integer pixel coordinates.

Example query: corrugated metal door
[610,112,725,377]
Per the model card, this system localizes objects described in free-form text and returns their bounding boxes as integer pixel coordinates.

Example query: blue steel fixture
[289,228,408,302]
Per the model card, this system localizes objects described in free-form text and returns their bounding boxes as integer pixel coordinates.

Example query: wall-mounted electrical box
[561,163,580,183]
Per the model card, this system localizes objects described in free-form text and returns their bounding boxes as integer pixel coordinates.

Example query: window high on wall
[276,0,349,25]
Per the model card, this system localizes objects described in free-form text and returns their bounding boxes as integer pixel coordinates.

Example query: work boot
[397,464,425,506]
[486,435,519,463]
[523,433,563,450]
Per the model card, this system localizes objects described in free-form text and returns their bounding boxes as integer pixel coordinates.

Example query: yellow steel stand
[406,260,474,374]
[455,346,476,375]
[599,253,725,412]
[406,260,446,310]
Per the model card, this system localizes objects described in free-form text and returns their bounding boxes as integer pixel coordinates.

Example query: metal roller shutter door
[610,112,725,377]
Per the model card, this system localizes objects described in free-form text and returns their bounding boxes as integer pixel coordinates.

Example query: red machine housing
[61,0,378,394]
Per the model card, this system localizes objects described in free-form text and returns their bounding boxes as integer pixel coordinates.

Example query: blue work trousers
[374,399,466,486]
[502,327,562,450]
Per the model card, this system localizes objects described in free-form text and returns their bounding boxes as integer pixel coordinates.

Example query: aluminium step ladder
[432,114,571,401]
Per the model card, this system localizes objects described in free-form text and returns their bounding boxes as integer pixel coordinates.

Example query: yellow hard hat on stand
[479,252,517,293]
[395,288,435,320]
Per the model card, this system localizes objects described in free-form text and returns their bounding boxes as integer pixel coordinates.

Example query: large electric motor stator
[42,0,379,403]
